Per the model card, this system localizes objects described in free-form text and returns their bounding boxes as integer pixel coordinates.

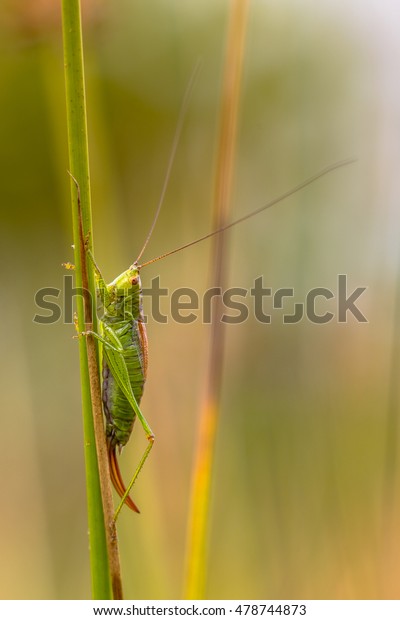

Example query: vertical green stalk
[61,0,115,599]
[184,0,250,599]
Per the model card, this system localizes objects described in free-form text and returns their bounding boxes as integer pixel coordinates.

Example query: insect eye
[131,276,139,286]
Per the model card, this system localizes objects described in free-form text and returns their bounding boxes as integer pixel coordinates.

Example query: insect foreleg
[85,249,114,308]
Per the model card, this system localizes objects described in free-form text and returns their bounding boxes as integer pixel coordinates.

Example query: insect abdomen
[103,318,146,448]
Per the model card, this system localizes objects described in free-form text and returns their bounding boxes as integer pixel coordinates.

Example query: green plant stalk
[184,0,250,599]
[61,0,115,599]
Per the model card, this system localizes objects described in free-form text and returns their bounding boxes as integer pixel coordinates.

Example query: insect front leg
[85,249,114,311]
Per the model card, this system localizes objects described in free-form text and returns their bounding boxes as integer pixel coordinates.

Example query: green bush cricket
[69,154,353,520]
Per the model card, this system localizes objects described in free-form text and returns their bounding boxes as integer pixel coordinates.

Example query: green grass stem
[61,0,122,599]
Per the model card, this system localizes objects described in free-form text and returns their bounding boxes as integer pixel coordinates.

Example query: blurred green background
[1,0,399,600]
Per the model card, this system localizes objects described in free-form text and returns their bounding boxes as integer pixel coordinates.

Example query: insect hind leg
[91,324,155,520]
[113,433,154,521]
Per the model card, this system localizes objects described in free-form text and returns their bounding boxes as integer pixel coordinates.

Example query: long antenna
[135,62,201,264]
[138,158,355,269]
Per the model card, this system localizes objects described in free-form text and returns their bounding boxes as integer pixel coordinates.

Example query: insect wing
[102,344,142,419]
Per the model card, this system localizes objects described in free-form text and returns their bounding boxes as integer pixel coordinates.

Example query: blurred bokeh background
[1,0,400,600]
